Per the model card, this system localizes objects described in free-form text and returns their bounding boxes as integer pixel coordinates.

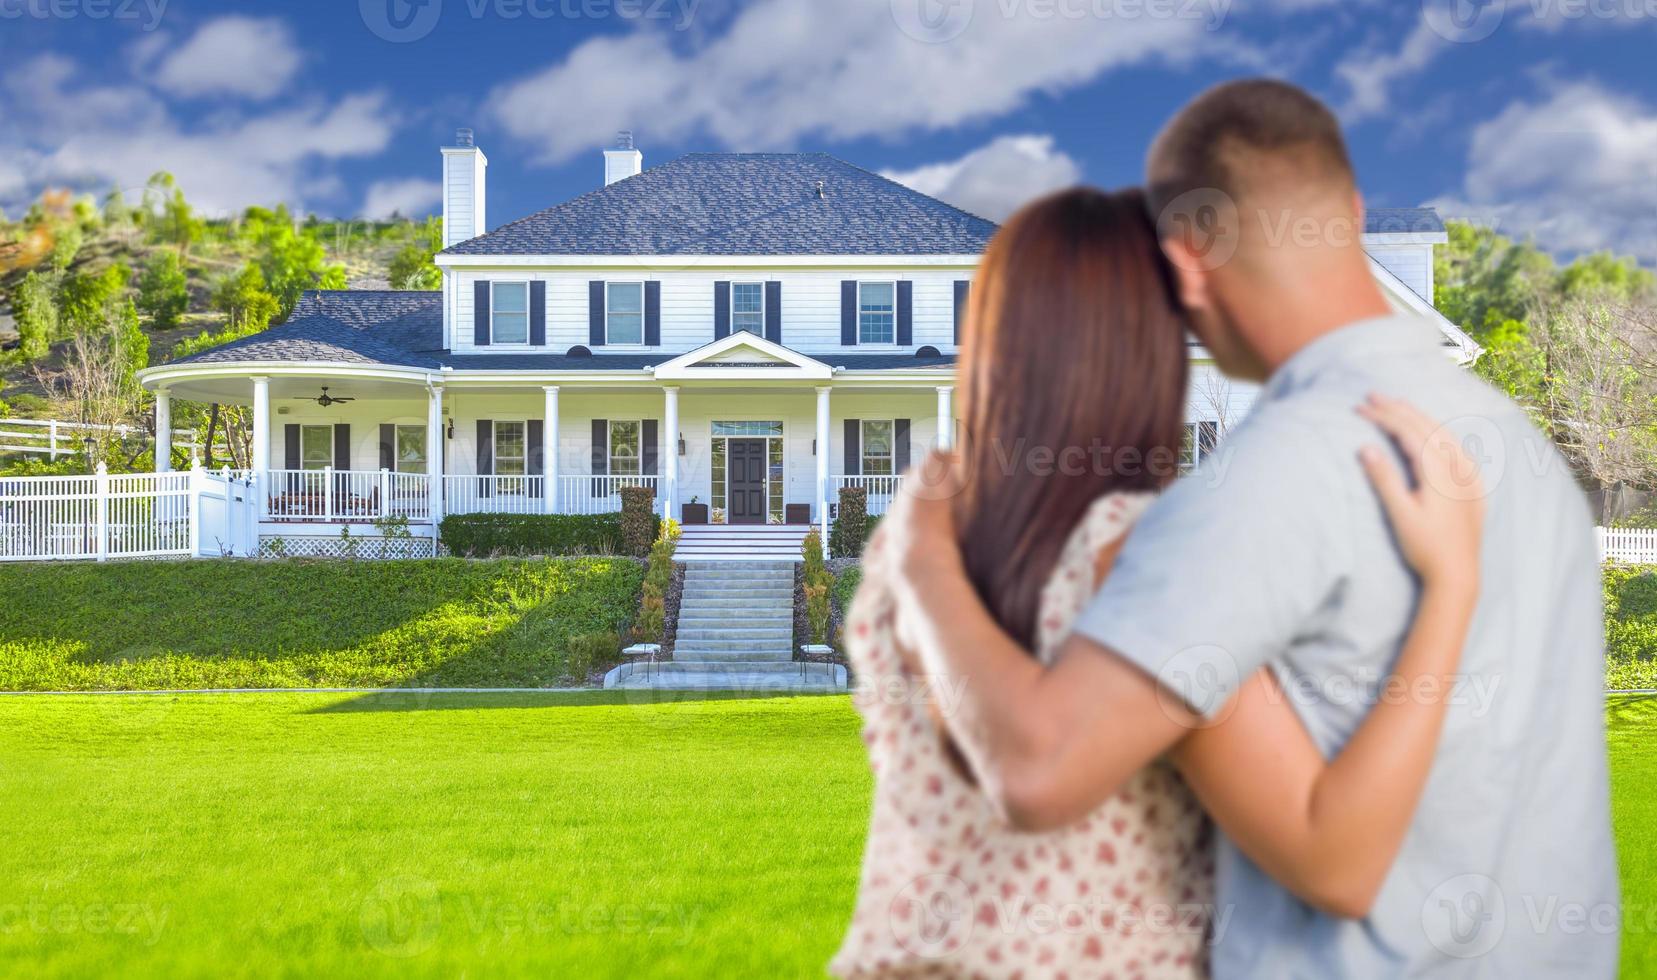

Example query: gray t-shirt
[1074,314,1619,978]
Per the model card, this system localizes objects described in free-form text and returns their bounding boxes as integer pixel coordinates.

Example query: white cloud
[0,54,395,217]
[361,178,441,220]
[488,0,1211,164]
[151,16,302,100]
[881,134,1081,221]
[1335,18,1449,121]
[1432,80,1657,261]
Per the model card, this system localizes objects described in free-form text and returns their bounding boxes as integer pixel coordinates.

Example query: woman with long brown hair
[831,187,1484,978]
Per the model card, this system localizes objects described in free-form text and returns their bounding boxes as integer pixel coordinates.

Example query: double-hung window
[494,421,527,493]
[731,282,764,335]
[491,282,529,344]
[860,420,895,476]
[300,425,333,471]
[609,420,642,477]
[858,282,896,344]
[394,425,427,475]
[607,282,644,345]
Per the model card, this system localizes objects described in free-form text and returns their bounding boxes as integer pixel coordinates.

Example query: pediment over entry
[653,333,833,381]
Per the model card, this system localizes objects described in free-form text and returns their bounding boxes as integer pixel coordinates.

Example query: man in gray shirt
[880,79,1618,977]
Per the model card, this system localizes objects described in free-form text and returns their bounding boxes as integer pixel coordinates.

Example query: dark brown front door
[728,439,767,525]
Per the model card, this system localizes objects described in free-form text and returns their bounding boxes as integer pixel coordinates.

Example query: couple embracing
[831,79,1618,978]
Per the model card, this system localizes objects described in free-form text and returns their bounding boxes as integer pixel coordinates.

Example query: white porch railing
[1598,527,1657,564]
[833,475,902,516]
[557,475,660,515]
[0,468,195,561]
[262,469,431,522]
[443,475,547,516]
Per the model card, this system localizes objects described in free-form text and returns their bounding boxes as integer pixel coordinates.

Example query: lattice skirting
[258,535,439,560]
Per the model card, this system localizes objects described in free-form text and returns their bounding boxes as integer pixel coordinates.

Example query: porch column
[936,385,955,451]
[662,385,679,519]
[154,389,172,473]
[816,385,831,541]
[428,384,445,524]
[543,385,560,514]
[251,376,271,474]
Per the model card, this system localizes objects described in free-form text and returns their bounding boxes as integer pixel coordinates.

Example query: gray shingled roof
[169,290,957,373]
[1364,208,1446,235]
[441,153,998,256]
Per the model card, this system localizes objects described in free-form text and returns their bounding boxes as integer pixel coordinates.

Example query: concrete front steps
[673,525,810,562]
[604,560,846,693]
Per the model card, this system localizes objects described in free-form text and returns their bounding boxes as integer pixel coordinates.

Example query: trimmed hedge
[1607,566,1657,689]
[439,512,660,557]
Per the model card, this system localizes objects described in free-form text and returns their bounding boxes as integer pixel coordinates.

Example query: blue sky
[4,0,1656,261]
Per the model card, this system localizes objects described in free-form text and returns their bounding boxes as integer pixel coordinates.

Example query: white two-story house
[138,131,1477,555]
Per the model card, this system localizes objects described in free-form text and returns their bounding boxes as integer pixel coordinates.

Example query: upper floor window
[491,282,529,344]
[607,282,644,345]
[731,282,764,335]
[859,282,895,344]
[861,420,895,476]
[609,420,642,476]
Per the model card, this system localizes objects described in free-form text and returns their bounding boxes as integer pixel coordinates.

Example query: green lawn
[0,692,1650,978]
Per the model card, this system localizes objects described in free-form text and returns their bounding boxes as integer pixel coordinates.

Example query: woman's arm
[1171,394,1485,919]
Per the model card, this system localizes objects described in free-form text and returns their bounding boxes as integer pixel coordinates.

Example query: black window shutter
[895,419,911,472]
[764,281,782,344]
[591,419,608,496]
[529,280,546,346]
[713,281,731,339]
[642,420,659,477]
[476,420,493,496]
[588,281,605,346]
[843,419,860,476]
[333,424,351,471]
[474,280,491,346]
[840,281,858,345]
[896,281,913,346]
[528,419,544,476]
[379,424,395,470]
[644,281,661,346]
[953,280,969,345]
[284,424,300,469]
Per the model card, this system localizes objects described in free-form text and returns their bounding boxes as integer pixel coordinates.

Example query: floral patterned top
[832,492,1215,980]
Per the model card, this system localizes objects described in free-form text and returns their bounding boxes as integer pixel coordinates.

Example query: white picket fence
[0,418,203,461]
[0,465,259,562]
[1598,527,1657,564]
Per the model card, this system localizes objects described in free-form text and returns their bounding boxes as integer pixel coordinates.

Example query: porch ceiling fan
[313,386,355,408]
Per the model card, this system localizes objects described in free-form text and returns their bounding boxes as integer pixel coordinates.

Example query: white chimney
[604,131,643,186]
[441,128,487,247]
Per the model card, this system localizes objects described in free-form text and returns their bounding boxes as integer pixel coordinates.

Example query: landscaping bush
[564,631,621,683]
[832,565,863,616]
[439,512,659,557]
[1607,566,1657,689]
[802,529,833,645]
[0,557,645,690]
[632,520,679,645]
[619,485,656,556]
[828,486,869,558]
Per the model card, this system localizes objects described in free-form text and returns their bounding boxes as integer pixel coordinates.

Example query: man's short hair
[1147,78,1355,218]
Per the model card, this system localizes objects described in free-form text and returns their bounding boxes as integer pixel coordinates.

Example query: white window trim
[709,420,787,525]
[299,423,334,472]
[860,418,897,476]
[608,418,645,476]
[393,423,427,475]
[605,281,647,347]
[730,281,765,335]
[489,280,532,347]
[857,280,899,346]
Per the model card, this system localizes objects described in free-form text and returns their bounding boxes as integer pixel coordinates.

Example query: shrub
[137,250,189,329]
[439,512,658,557]
[619,485,656,557]
[564,631,620,683]
[828,487,884,559]
[802,528,834,645]
[634,520,680,645]
[832,565,863,616]
[12,272,58,361]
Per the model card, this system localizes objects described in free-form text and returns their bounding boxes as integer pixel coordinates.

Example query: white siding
[448,266,972,356]
[1365,243,1433,303]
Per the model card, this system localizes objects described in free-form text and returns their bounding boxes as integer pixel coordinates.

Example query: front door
[727,439,767,525]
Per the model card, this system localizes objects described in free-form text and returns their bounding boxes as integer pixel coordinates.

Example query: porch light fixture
[446,419,454,440]
[678,435,686,456]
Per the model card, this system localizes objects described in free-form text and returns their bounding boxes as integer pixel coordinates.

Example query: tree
[58,262,131,336]
[35,302,152,464]
[388,217,443,290]
[48,220,82,274]
[12,272,58,360]
[137,251,189,329]
[144,172,203,255]
[212,263,281,333]
[113,299,150,393]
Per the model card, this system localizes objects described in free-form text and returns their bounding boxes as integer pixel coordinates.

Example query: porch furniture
[681,501,709,525]
[784,503,811,525]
